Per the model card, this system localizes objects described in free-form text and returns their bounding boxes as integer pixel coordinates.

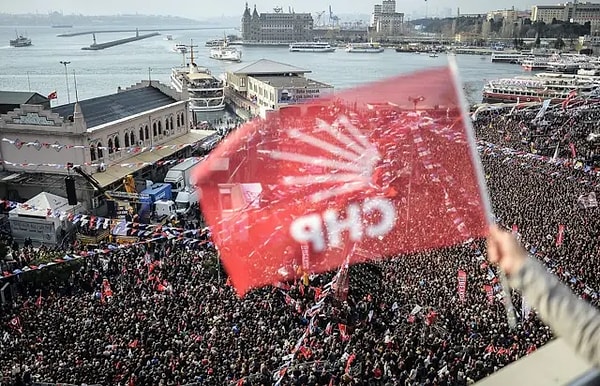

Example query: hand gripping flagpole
[448,57,517,329]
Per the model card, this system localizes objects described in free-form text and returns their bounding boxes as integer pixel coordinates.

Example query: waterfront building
[532,2,600,28]
[370,0,405,36]
[486,8,531,24]
[0,81,208,213]
[241,3,314,44]
[224,59,334,119]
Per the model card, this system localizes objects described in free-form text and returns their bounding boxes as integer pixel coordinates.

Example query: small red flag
[47,91,57,100]
[193,66,489,295]
[35,293,42,307]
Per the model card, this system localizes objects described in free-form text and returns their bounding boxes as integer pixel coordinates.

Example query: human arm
[487,225,600,367]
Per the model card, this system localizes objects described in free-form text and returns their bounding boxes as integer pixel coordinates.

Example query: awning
[93,130,214,187]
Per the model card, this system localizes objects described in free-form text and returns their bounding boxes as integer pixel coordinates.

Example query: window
[97,142,104,158]
[90,145,96,161]
[145,125,149,140]
[124,131,130,148]
[165,118,170,131]
[170,116,174,131]
[114,135,120,151]
[108,138,113,154]
[130,132,135,145]
[177,114,180,127]
[153,122,157,137]
[139,127,144,141]
[158,121,163,136]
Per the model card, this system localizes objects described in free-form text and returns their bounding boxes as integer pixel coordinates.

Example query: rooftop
[0,91,47,105]
[251,75,333,89]
[51,86,177,129]
[226,58,310,76]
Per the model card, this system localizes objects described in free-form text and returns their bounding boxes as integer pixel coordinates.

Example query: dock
[81,32,160,50]
[59,27,233,37]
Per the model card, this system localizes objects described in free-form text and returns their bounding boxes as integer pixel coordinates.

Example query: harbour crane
[314,10,326,26]
[328,5,340,27]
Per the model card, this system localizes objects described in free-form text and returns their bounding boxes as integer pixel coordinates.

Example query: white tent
[8,192,78,244]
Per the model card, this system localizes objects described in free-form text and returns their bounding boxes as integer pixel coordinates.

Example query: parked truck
[164,157,201,193]
[139,183,176,220]
[175,188,200,214]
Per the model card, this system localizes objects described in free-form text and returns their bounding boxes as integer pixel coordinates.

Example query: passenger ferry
[521,57,549,71]
[170,46,225,112]
[209,40,242,62]
[482,72,600,104]
[345,42,384,53]
[490,52,524,63]
[289,42,336,52]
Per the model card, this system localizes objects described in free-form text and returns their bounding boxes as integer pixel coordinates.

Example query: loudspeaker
[65,176,77,206]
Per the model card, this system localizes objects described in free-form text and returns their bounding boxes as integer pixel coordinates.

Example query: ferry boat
[490,52,523,63]
[173,43,187,54]
[482,72,600,104]
[289,42,336,52]
[521,57,549,71]
[345,42,384,53]
[170,47,225,112]
[9,33,32,47]
[206,38,228,47]
[209,42,242,62]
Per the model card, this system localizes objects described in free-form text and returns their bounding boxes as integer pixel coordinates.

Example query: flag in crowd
[193,65,490,295]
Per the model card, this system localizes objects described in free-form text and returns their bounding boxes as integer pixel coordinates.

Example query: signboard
[9,218,56,243]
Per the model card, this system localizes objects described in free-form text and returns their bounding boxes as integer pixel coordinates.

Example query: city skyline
[2,0,543,20]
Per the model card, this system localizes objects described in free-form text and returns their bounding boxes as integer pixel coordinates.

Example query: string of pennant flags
[1,229,210,280]
[1,137,209,153]
[0,157,200,170]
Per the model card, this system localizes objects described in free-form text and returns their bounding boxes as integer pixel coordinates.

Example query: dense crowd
[473,103,600,166]
[0,105,598,386]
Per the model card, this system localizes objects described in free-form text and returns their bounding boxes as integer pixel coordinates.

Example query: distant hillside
[0,12,204,27]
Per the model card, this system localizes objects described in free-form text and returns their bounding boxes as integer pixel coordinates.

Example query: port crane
[314,11,326,27]
[328,5,340,26]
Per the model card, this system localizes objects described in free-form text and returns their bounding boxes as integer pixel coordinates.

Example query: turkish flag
[193,65,489,295]
[47,91,57,100]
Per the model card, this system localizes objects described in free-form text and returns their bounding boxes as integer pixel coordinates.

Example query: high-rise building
[371,0,404,36]
[241,3,314,44]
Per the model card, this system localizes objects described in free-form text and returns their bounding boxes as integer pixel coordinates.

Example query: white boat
[345,42,384,53]
[491,52,524,63]
[429,52,439,58]
[206,38,227,47]
[521,57,549,71]
[170,46,225,112]
[209,43,242,62]
[173,43,187,54]
[482,72,600,104]
[165,34,173,41]
[289,42,336,52]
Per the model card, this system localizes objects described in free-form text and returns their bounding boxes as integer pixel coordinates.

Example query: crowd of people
[0,103,597,386]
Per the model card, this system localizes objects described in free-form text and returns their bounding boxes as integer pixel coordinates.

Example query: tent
[8,192,78,245]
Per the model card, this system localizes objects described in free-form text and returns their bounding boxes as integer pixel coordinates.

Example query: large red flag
[193,65,490,295]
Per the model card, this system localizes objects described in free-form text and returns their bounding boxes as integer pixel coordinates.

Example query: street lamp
[59,61,71,104]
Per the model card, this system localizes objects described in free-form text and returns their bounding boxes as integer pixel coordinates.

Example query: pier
[81,31,160,50]
[58,27,233,37]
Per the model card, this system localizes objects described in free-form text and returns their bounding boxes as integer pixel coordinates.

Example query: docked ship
[345,42,384,53]
[170,47,225,112]
[521,57,549,71]
[490,52,523,63]
[482,72,600,104]
[209,42,242,62]
[289,42,336,52]
[9,33,32,47]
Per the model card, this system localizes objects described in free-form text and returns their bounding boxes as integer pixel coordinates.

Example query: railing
[475,338,600,386]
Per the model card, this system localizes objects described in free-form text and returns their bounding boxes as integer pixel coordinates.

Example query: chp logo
[270,115,398,253]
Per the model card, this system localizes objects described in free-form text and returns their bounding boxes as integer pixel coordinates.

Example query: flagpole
[448,56,517,329]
